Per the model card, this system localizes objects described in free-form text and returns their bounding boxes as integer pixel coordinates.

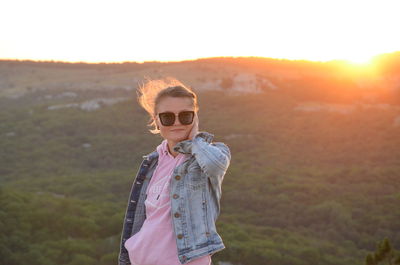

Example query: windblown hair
[137,77,199,134]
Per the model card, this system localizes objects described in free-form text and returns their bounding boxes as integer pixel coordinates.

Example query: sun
[342,53,375,66]
[337,54,380,77]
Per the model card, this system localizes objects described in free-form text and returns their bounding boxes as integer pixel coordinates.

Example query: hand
[188,114,199,140]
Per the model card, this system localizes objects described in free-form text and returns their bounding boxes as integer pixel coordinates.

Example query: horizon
[1,51,399,66]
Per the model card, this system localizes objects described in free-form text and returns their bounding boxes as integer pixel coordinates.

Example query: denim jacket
[118,131,231,265]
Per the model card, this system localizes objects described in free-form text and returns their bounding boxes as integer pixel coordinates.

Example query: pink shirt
[124,139,212,265]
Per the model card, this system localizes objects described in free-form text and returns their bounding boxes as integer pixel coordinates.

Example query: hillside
[0,55,399,265]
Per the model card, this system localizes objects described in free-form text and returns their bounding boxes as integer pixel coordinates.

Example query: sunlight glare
[344,54,374,66]
[0,0,399,63]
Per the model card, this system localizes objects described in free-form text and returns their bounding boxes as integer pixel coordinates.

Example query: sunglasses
[158,111,195,126]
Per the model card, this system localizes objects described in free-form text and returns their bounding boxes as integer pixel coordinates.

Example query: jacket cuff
[173,131,214,154]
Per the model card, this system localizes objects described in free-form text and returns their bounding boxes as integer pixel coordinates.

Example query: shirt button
[175,175,181,180]
[174,212,181,218]
[177,234,184,239]
[173,194,179,199]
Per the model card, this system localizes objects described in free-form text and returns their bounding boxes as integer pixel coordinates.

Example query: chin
[168,132,189,142]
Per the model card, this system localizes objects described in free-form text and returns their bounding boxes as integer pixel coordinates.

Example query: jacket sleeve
[191,133,231,188]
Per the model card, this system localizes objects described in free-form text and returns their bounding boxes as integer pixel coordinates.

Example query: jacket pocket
[186,163,206,189]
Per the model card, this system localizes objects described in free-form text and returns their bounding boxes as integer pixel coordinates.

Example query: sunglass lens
[179,111,194,125]
[159,113,175,126]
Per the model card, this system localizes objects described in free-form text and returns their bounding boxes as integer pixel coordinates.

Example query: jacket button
[173,194,179,199]
[174,212,180,218]
[177,234,183,239]
[175,175,181,180]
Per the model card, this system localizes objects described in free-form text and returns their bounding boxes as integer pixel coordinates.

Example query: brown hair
[137,77,199,134]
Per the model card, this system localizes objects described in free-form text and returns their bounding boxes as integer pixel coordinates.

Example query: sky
[1,0,399,63]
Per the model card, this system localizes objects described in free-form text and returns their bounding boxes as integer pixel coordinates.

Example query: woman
[118,78,231,265]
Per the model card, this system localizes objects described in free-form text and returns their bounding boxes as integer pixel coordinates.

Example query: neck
[167,141,179,158]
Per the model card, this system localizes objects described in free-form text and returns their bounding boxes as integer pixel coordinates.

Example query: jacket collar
[142,150,159,161]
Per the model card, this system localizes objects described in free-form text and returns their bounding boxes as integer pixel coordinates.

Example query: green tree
[365,238,400,265]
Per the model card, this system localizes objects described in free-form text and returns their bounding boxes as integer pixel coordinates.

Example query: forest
[0,55,400,265]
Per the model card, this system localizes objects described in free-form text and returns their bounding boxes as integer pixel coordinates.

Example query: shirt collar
[157,139,181,159]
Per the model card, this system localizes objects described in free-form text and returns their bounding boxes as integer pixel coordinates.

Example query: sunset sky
[1,0,399,64]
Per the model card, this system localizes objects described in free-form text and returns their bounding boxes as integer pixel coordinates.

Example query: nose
[173,115,182,126]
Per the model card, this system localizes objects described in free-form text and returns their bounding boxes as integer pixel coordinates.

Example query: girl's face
[155,96,196,144]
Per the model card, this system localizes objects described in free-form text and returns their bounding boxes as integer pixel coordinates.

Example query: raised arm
[173,131,231,197]
[191,133,231,182]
